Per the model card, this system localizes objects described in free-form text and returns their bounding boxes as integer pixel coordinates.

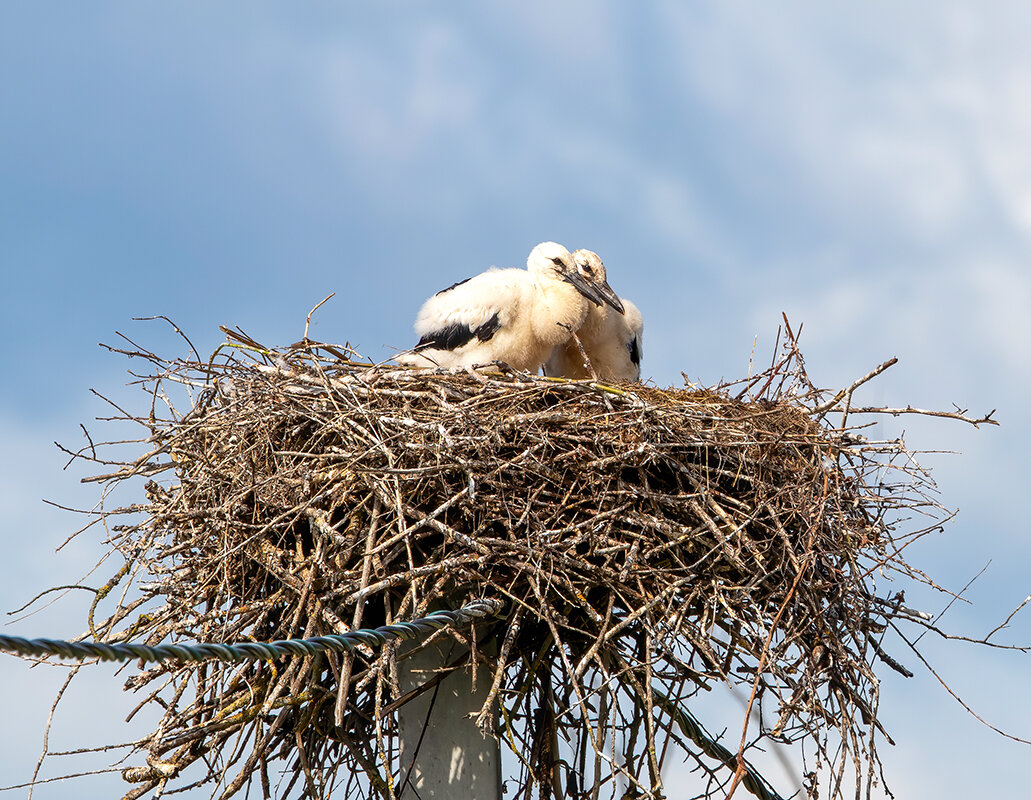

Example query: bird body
[400,242,624,372]
[544,250,643,382]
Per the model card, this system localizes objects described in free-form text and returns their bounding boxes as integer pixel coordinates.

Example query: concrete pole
[397,639,501,800]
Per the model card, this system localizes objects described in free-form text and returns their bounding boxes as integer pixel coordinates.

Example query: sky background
[1,2,1030,797]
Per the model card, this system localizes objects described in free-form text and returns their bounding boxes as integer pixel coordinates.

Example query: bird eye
[550,257,564,266]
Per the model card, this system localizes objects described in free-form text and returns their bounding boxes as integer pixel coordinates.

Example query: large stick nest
[33,323,987,800]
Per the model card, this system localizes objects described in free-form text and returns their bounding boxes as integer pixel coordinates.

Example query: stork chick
[400,242,624,372]
[543,249,643,382]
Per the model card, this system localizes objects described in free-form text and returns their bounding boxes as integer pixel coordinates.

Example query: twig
[303,293,336,342]
[828,404,999,427]
[812,357,897,417]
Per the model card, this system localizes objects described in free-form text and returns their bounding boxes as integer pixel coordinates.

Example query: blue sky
[2,3,1030,797]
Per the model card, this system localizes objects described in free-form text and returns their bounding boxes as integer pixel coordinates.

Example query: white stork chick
[543,249,643,382]
[399,242,625,372]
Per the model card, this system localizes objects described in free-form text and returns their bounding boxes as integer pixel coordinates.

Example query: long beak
[564,271,626,314]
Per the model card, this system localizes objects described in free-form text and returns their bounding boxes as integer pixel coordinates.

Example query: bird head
[569,249,625,315]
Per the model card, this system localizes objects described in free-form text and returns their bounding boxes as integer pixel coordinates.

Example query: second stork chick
[543,249,643,382]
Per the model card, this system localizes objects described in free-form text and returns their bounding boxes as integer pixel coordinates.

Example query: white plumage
[543,249,643,382]
[399,242,625,372]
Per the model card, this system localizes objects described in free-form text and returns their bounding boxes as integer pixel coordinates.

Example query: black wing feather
[475,313,502,342]
[628,336,641,367]
[433,277,472,297]
[416,312,501,352]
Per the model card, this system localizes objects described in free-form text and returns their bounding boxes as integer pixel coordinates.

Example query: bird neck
[534,281,589,345]
[576,305,607,344]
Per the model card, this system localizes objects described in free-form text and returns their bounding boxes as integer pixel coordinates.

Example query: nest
[31,322,991,800]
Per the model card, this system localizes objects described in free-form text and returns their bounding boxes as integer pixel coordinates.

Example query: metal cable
[0,598,502,665]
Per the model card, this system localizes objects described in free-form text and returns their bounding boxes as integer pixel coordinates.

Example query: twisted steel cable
[0,598,502,665]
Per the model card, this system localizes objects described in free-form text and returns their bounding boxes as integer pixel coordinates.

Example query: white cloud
[652,1,1031,251]
[319,22,486,164]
